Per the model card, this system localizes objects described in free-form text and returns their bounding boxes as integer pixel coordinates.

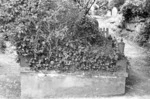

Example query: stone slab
[21,72,126,98]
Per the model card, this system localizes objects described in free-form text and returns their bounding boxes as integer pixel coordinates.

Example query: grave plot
[17,15,128,98]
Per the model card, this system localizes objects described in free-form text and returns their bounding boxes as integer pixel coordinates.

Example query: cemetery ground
[0,16,150,99]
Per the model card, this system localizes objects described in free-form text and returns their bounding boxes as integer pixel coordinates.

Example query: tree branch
[85,0,96,15]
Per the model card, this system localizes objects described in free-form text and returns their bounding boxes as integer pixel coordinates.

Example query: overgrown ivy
[0,0,121,72]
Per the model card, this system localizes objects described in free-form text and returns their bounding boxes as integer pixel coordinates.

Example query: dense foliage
[16,15,121,72]
[120,1,150,46]
[0,0,121,72]
[122,3,149,23]
[137,19,150,46]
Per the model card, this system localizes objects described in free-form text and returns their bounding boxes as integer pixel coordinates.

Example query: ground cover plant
[0,0,122,72]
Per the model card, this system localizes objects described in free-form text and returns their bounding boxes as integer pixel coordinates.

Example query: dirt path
[124,40,150,96]
[0,53,20,75]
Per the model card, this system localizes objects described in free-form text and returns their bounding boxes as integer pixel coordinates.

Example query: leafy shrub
[120,2,150,46]
[0,0,121,72]
[136,19,150,46]
[73,16,104,45]
[16,14,120,72]
[121,3,149,23]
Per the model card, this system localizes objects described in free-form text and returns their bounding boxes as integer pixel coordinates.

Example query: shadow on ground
[125,52,150,96]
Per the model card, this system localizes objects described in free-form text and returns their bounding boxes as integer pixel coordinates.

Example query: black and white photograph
[0,0,150,99]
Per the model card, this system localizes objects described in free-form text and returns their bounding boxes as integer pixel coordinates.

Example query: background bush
[120,1,150,46]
